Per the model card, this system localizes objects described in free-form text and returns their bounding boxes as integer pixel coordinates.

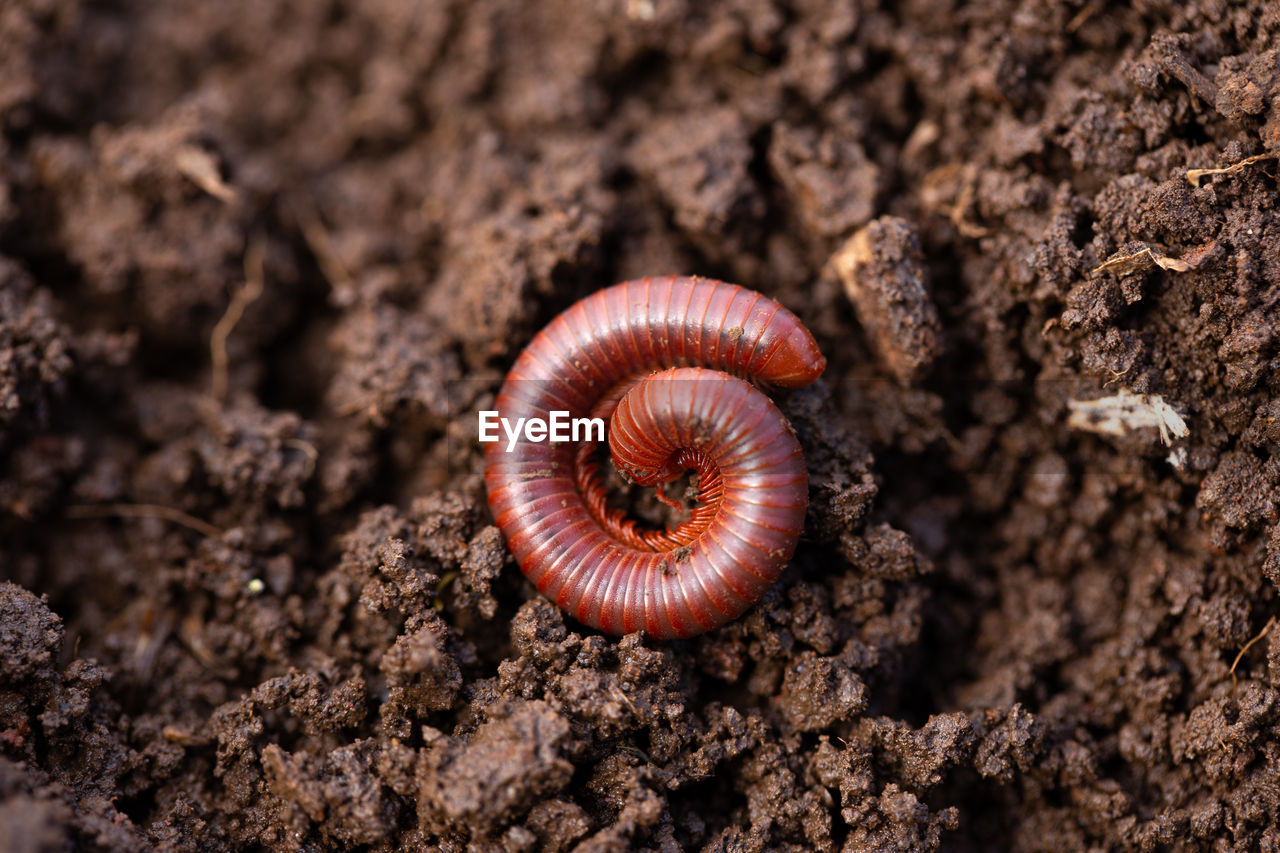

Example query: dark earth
[3,1,1280,850]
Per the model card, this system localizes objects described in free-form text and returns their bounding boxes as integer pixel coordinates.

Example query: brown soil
[3,1,1280,850]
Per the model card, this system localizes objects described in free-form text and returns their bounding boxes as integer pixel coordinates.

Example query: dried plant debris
[1090,241,1214,277]
[1186,152,1280,187]
[1067,390,1190,446]
[173,144,238,204]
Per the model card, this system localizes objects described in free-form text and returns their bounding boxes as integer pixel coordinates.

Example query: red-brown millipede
[484,276,825,639]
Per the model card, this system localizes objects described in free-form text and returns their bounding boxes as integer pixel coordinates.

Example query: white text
[478,410,606,452]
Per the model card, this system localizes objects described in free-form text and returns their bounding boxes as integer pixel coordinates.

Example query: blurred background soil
[2,1,1280,850]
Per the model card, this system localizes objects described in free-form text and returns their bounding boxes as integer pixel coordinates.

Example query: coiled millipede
[484,276,825,639]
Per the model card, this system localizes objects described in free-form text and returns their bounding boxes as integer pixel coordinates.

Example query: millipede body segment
[483,276,825,639]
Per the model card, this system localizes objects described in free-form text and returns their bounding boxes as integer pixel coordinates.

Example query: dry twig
[66,503,223,538]
[210,235,267,402]
[296,203,355,292]
[1187,153,1280,187]
[1231,615,1276,690]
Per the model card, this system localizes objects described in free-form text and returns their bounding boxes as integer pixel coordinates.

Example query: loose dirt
[3,1,1280,850]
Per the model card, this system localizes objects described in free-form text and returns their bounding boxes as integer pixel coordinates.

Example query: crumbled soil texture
[3,1,1280,851]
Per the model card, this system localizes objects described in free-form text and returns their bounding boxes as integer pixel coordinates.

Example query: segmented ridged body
[484,276,825,639]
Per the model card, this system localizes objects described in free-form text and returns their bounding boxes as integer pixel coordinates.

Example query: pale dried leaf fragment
[900,119,941,166]
[174,144,237,203]
[1067,390,1189,446]
[626,0,656,20]
[1186,152,1279,187]
[1091,244,1208,277]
